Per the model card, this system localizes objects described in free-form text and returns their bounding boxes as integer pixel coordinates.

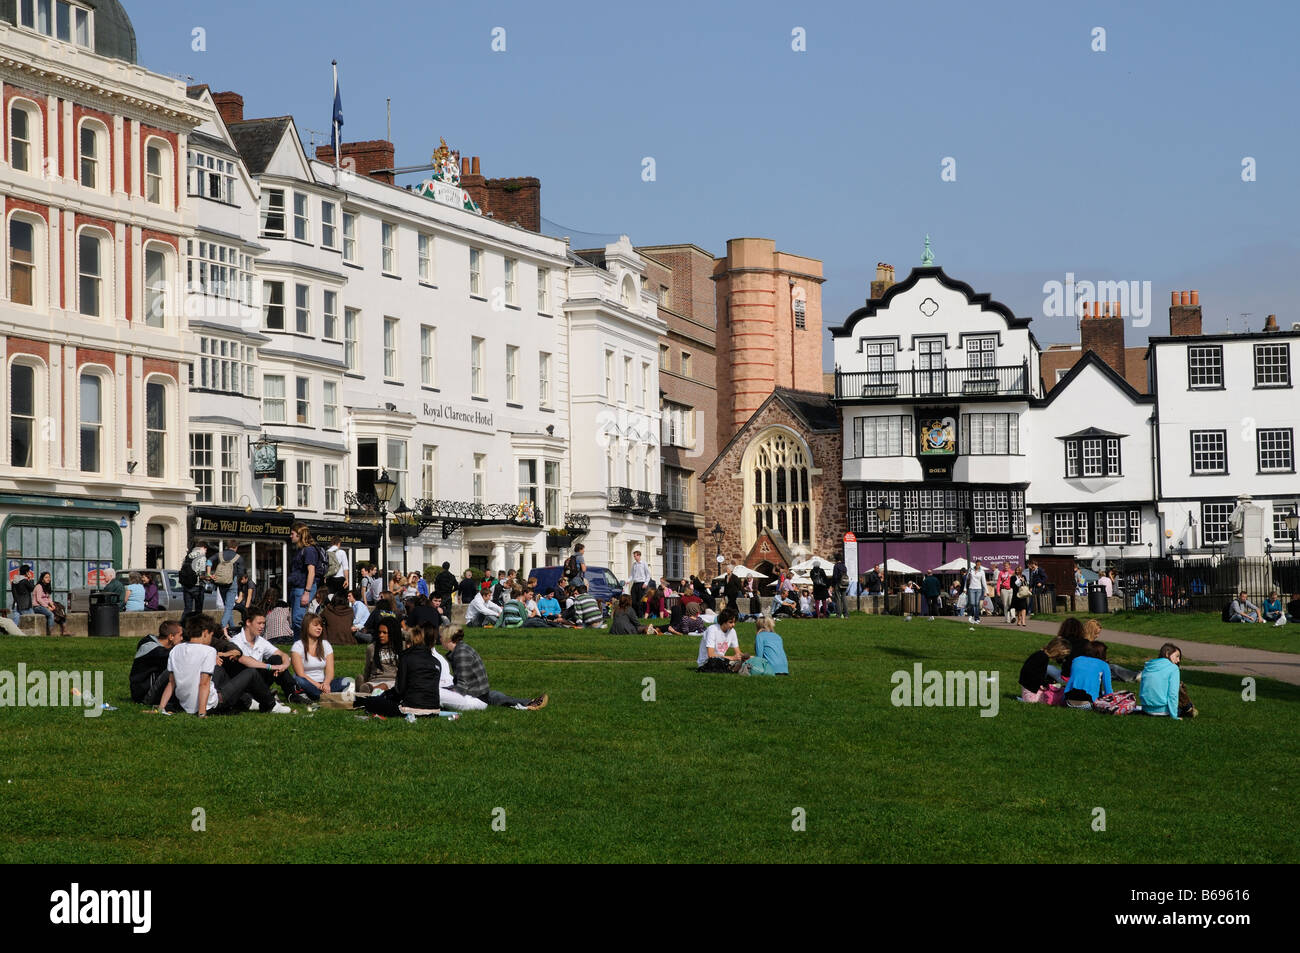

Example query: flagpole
[332,60,340,171]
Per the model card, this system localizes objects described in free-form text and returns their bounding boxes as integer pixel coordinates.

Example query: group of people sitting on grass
[1224,590,1297,626]
[128,609,547,718]
[693,610,790,676]
[1018,617,1196,718]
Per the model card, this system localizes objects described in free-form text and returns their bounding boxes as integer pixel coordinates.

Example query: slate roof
[228,118,293,174]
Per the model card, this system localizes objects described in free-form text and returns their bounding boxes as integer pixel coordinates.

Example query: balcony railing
[835,364,1032,401]
[608,487,636,511]
[608,488,667,515]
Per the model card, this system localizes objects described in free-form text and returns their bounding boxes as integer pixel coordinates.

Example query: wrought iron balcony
[608,487,636,511]
[834,364,1032,401]
[651,492,668,514]
[635,490,654,512]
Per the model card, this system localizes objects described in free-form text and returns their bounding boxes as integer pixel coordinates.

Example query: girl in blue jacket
[1139,643,1196,719]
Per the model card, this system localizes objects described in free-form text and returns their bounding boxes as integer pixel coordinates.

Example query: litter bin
[88,591,121,638]
[902,592,920,616]
[1087,583,1108,615]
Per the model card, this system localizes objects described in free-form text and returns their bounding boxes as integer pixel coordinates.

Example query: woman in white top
[290,612,352,701]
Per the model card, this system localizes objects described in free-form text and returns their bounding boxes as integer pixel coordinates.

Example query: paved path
[935,614,1300,686]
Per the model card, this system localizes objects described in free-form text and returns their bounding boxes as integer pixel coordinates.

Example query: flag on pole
[331,60,343,168]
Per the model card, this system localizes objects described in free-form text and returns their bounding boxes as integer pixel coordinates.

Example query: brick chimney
[1080,300,1126,378]
[459,156,542,232]
[211,91,244,126]
[1169,290,1202,336]
[314,140,396,185]
[870,262,896,300]
[1264,314,1279,332]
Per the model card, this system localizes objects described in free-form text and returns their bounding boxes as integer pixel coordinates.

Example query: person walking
[921,569,942,620]
[997,561,1014,623]
[211,543,244,636]
[965,560,988,624]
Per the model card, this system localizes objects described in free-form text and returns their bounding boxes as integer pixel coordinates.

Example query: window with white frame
[144,247,169,328]
[469,248,483,295]
[545,461,560,524]
[324,464,340,512]
[1191,430,1227,474]
[659,284,670,307]
[293,193,310,242]
[961,413,1019,455]
[262,281,284,330]
[641,362,650,408]
[387,439,408,502]
[623,356,632,404]
[1064,434,1120,477]
[665,468,690,511]
[1051,511,1075,546]
[78,230,108,317]
[294,284,310,334]
[1273,505,1298,541]
[659,344,669,371]
[323,290,338,340]
[1104,510,1128,545]
[1082,439,1103,476]
[190,433,214,503]
[383,317,398,379]
[965,336,997,377]
[264,460,286,508]
[260,188,286,238]
[342,211,357,262]
[665,538,686,579]
[506,345,519,403]
[295,377,310,425]
[145,380,167,479]
[539,352,552,408]
[1257,428,1294,473]
[323,380,339,430]
[381,222,397,274]
[296,460,312,508]
[604,351,615,399]
[794,298,806,329]
[219,435,238,504]
[344,308,359,371]
[851,415,912,458]
[1187,345,1223,389]
[421,446,437,498]
[19,1,92,45]
[8,101,40,175]
[262,375,285,423]
[473,453,486,504]
[321,201,337,249]
[10,361,38,468]
[78,120,106,191]
[681,351,692,378]
[420,326,436,386]
[518,460,538,508]
[504,258,517,305]
[196,338,256,396]
[8,216,40,307]
[1065,441,1078,477]
[418,234,432,283]
[186,238,251,304]
[471,337,485,396]
[145,140,171,206]
[1254,343,1291,388]
[537,267,550,313]
[187,150,236,203]
[79,372,105,473]
[863,340,896,385]
[1202,502,1233,546]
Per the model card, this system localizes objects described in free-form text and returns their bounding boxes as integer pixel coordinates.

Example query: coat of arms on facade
[431,138,460,186]
[415,137,482,214]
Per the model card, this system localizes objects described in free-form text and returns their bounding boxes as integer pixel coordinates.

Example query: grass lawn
[1,618,1297,864]
[1035,611,1300,655]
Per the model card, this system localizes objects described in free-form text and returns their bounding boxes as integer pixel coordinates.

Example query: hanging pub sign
[250,436,279,478]
[918,409,957,482]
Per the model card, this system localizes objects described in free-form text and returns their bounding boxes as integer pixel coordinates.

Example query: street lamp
[876,504,893,615]
[1287,510,1299,561]
[711,521,724,565]
[373,469,398,585]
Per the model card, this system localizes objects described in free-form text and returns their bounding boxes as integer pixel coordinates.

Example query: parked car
[531,565,623,605]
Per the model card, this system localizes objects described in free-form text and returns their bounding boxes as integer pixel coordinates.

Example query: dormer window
[1061,428,1123,478]
[18,1,92,48]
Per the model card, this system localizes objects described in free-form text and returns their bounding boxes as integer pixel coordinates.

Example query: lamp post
[956,521,971,616]
[373,469,398,586]
[711,521,724,565]
[1146,541,1153,607]
[876,504,893,615]
[1287,510,1299,561]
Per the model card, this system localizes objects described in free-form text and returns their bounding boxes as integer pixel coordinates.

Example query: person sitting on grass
[321,591,357,646]
[358,622,441,718]
[1229,591,1264,624]
[751,615,789,675]
[348,587,372,643]
[1288,593,1300,625]
[609,594,660,635]
[499,588,527,628]
[466,586,502,627]
[157,614,292,716]
[1262,591,1286,625]
[438,626,547,709]
[669,600,707,636]
[696,608,746,673]
[360,619,401,693]
[1138,642,1196,719]
[263,595,294,646]
[797,588,815,618]
[290,612,354,703]
[1017,635,1072,703]
[425,624,488,712]
[569,585,603,629]
[1055,617,1088,680]
[643,580,665,620]
[1063,640,1112,708]
[231,608,296,702]
[130,619,183,706]
[537,588,563,623]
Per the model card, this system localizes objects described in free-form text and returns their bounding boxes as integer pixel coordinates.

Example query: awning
[190,507,381,547]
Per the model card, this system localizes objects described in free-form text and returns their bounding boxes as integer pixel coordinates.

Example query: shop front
[1,494,136,607]
[189,507,381,602]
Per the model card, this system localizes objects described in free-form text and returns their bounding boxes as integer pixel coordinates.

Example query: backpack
[563,555,579,579]
[1221,601,1234,623]
[1092,691,1137,715]
[180,550,205,589]
[326,548,341,579]
[212,551,236,586]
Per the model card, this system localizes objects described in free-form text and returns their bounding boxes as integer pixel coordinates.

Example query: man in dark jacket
[129,620,182,705]
[723,571,743,615]
[360,624,442,716]
[921,571,943,619]
[433,562,457,601]
[831,554,848,618]
[10,564,35,620]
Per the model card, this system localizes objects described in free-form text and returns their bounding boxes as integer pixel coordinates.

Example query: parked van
[531,565,623,604]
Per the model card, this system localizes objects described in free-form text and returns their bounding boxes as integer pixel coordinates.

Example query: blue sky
[134,0,1299,362]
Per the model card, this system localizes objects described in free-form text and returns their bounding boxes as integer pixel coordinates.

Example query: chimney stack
[870,262,896,301]
[1080,299,1126,378]
[1264,314,1279,332]
[1169,289,1203,337]
[314,140,396,185]
[212,91,244,126]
